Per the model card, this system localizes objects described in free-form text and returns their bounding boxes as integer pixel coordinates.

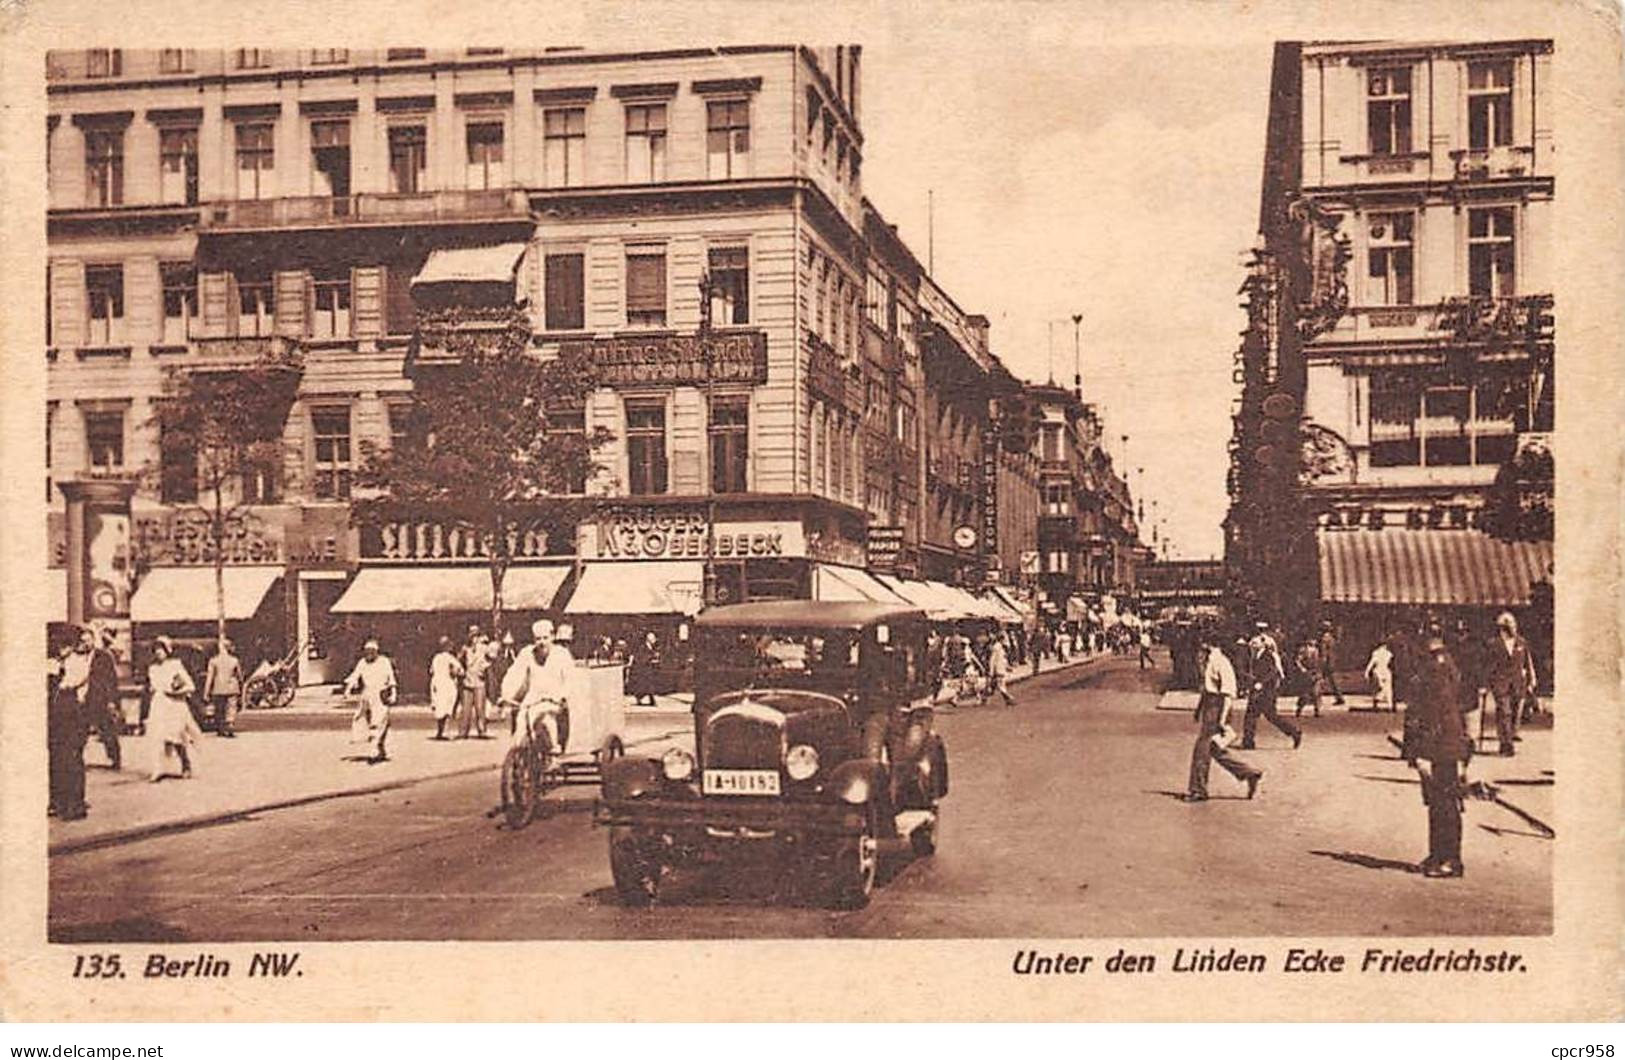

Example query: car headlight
[785,744,820,781]
[661,748,695,782]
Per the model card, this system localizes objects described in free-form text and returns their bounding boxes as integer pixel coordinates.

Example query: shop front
[328,513,574,697]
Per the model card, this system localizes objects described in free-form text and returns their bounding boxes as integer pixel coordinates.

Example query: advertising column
[58,477,138,675]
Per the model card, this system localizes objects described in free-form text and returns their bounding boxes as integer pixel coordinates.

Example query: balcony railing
[1450,146,1536,182]
[191,334,301,367]
[1315,294,1553,348]
[199,188,529,230]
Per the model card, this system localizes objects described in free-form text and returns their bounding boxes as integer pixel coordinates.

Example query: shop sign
[558,331,768,388]
[982,412,1000,562]
[132,510,283,566]
[807,335,850,406]
[287,508,354,568]
[586,507,806,560]
[362,519,551,563]
[866,526,904,573]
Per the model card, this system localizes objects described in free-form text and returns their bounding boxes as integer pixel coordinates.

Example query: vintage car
[594,601,949,909]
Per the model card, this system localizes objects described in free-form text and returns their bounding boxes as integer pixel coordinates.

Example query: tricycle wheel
[500,744,543,829]
[242,677,271,710]
[269,677,297,709]
[608,827,661,906]
[826,804,879,910]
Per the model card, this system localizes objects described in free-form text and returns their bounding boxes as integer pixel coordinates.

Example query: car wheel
[608,827,661,907]
[827,804,879,910]
[500,746,537,830]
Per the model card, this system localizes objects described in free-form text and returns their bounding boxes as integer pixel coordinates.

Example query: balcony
[1312,295,1553,352]
[191,334,302,369]
[1450,146,1536,182]
[198,189,530,231]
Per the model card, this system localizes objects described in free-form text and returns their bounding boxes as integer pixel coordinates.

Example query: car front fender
[827,758,887,807]
[601,756,664,802]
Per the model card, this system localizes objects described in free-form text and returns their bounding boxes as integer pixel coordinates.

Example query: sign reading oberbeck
[587,508,805,560]
[559,331,768,387]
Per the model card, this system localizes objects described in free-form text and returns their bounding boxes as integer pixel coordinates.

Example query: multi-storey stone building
[45,45,1047,687]
[1227,39,1555,660]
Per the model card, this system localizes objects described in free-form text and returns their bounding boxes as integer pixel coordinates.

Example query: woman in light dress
[428,635,464,741]
[146,636,202,782]
[1365,639,1395,711]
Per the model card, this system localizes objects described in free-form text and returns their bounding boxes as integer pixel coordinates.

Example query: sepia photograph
[1,0,1620,1027]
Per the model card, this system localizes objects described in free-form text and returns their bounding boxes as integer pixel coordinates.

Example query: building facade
[1226,39,1555,662]
[46,45,1053,686]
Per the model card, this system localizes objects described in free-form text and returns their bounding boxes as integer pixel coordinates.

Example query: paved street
[49,653,1552,941]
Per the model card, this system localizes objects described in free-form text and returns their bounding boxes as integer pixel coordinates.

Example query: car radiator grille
[704,712,785,771]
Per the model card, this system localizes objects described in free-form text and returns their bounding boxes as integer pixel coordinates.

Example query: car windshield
[709,630,860,677]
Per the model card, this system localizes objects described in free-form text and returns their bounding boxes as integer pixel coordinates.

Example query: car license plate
[703,769,781,796]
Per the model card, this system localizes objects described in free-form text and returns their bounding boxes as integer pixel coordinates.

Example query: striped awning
[1317,529,1552,606]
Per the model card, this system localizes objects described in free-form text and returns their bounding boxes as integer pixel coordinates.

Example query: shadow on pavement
[1355,773,1420,786]
[1309,849,1421,874]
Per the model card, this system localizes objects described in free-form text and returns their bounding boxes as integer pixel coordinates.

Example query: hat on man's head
[1496,611,1517,629]
[153,634,174,653]
[363,638,380,651]
[532,618,555,642]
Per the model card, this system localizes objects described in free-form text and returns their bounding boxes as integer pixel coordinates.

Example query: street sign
[866,526,905,573]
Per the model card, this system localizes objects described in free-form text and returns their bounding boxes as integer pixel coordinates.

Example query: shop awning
[411,242,529,287]
[132,566,283,623]
[331,565,568,614]
[875,575,963,620]
[564,561,705,616]
[813,565,910,605]
[1318,529,1553,607]
[987,586,1035,626]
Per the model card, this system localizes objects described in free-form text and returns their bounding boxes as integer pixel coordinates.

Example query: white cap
[532,618,555,642]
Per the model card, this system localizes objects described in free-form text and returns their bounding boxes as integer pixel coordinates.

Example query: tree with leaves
[149,350,303,649]
[354,305,611,635]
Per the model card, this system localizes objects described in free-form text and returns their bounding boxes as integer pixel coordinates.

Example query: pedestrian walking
[628,631,663,706]
[982,635,1015,706]
[1137,628,1153,670]
[50,635,91,818]
[1240,621,1301,750]
[202,638,242,738]
[1294,635,1323,717]
[428,635,463,741]
[1410,630,1470,878]
[486,630,516,712]
[1185,628,1262,802]
[1365,638,1395,711]
[459,625,492,739]
[86,626,123,767]
[344,639,398,763]
[146,635,202,783]
[1318,620,1346,706]
[1483,612,1536,757]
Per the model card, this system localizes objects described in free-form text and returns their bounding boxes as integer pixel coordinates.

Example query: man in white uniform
[500,619,574,753]
[344,639,398,763]
[1185,628,1262,802]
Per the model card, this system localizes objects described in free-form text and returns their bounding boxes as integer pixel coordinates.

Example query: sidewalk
[50,710,691,856]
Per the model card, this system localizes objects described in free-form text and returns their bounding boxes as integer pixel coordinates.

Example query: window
[625,248,667,328]
[310,406,353,500]
[160,416,198,503]
[465,121,505,189]
[387,401,413,451]
[84,128,123,206]
[706,246,749,325]
[160,262,197,343]
[1045,550,1070,574]
[234,122,275,199]
[384,265,415,334]
[821,111,835,168]
[386,48,426,61]
[310,49,349,65]
[310,119,351,198]
[1367,66,1412,156]
[84,409,124,471]
[546,407,587,492]
[815,260,828,341]
[710,396,749,493]
[310,267,351,338]
[625,400,668,495]
[84,265,124,345]
[46,404,55,501]
[706,99,751,179]
[1369,373,1517,468]
[240,452,280,504]
[388,125,427,193]
[86,49,122,78]
[1044,483,1070,516]
[624,103,667,184]
[1366,211,1414,305]
[159,125,199,205]
[1468,61,1514,150]
[234,270,274,337]
[235,49,271,69]
[158,49,194,74]
[1468,207,1516,297]
[865,268,887,329]
[542,107,586,187]
[544,252,585,331]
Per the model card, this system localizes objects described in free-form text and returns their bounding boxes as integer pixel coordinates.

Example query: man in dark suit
[1240,621,1301,750]
[85,626,123,769]
[1410,630,1469,878]
[1483,612,1536,757]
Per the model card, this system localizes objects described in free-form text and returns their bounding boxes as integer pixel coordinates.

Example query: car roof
[694,600,927,631]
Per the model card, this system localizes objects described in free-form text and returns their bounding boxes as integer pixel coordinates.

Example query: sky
[859,35,1275,560]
